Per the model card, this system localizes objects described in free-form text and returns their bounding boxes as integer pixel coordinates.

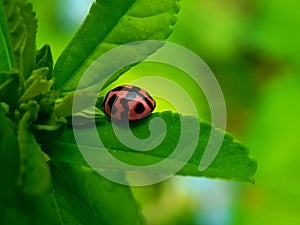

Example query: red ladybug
[102,85,156,121]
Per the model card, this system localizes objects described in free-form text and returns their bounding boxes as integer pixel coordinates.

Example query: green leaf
[2,0,37,79]
[0,102,62,224]
[18,67,53,104]
[0,104,61,225]
[35,44,53,80]
[50,161,144,225]
[0,191,62,225]
[54,0,180,92]
[1,0,26,74]
[0,104,20,203]
[31,116,66,144]
[0,71,21,110]
[0,1,12,74]
[54,91,99,117]
[18,101,51,195]
[17,1,37,79]
[44,112,257,182]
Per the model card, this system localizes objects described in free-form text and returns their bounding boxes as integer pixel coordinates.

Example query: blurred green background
[29,0,300,224]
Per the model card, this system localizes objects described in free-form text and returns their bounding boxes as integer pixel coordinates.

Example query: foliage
[0,0,257,224]
[167,1,300,224]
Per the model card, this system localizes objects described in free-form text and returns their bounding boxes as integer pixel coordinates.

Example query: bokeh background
[29,0,300,224]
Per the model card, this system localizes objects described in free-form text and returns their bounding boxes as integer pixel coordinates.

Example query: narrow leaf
[45,112,257,182]
[54,0,180,92]
[0,71,21,110]
[0,1,12,74]
[18,68,53,104]
[15,0,37,79]
[0,104,20,203]
[2,0,37,79]
[0,104,61,224]
[18,101,51,195]
[35,44,53,80]
[0,105,60,225]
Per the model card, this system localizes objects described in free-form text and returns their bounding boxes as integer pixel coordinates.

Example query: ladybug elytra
[102,85,156,121]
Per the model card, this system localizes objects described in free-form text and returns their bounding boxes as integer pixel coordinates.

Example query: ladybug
[102,85,156,121]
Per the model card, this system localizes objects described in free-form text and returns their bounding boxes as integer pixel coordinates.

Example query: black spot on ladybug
[113,86,126,91]
[120,98,129,121]
[143,96,155,110]
[131,86,141,92]
[108,94,117,111]
[134,102,145,114]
